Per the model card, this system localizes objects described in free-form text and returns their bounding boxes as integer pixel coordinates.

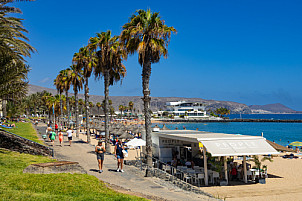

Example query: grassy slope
[1,121,42,144]
[0,149,146,201]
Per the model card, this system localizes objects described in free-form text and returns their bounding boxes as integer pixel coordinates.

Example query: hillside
[249,103,297,114]
[28,84,297,114]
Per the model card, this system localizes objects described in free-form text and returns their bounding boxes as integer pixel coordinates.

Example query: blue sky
[14,0,302,110]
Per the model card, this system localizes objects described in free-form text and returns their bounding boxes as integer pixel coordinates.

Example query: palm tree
[121,9,176,170]
[61,68,72,127]
[73,46,96,143]
[96,102,101,114]
[88,30,126,150]
[54,72,65,128]
[69,65,83,137]
[78,98,84,115]
[0,0,35,60]
[109,105,115,120]
[215,107,231,118]
[128,101,134,116]
[119,105,124,117]
[69,96,75,118]
[44,95,56,125]
[41,91,53,124]
[0,0,36,115]
[0,55,30,116]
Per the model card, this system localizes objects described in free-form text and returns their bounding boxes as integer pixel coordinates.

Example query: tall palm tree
[69,65,83,137]
[61,68,72,127]
[121,9,176,171]
[88,30,126,150]
[54,72,65,128]
[0,0,36,116]
[73,46,96,143]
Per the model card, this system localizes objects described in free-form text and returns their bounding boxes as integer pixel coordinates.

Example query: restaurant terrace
[151,130,279,186]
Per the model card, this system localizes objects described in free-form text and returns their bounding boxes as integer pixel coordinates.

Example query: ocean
[154,114,302,147]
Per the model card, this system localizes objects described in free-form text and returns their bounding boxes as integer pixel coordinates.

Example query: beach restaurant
[152,130,279,185]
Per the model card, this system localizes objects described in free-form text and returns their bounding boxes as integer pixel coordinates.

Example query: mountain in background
[249,103,298,114]
[28,84,298,114]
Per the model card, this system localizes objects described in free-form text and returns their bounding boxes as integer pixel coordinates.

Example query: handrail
[0,128,54,157]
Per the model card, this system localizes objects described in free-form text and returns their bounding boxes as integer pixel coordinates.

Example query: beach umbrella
[125,138,146,147]
[125,138,146,157]
[119,131,134,139]
[289,141,302,147]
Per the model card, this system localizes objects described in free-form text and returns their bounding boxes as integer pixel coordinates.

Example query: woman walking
[95,141,105,173]
[58,130,63,146]
[115,140,125,172]
[50,130,56,146]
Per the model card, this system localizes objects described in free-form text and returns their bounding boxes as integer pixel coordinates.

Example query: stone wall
[23,161,87,174]
[0,129,53,156]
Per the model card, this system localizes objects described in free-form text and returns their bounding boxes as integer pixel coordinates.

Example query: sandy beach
[203,154,302,200]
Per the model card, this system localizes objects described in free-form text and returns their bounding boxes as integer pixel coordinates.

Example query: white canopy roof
[156,130,279,156]
[125,138,146,148]
[198,138,279,156]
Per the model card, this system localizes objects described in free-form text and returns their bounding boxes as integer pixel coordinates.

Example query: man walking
[67,128,73,146]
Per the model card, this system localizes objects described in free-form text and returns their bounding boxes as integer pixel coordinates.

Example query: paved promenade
[36,123,216,201]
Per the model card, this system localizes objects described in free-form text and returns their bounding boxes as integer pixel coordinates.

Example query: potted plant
[249,156,272,184]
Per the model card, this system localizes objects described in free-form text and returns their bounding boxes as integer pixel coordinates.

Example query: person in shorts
[67,128,73,146]
[58,130,63,146]
[55,123,58,134]
[50,131,56,146]
[47,126,52,141]
[114,140,125,172]
[95,141,106,173]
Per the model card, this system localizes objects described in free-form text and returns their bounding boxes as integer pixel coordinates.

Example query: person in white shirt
[66,128,73,146]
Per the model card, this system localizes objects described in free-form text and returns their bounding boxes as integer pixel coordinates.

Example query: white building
[166,101,209,119]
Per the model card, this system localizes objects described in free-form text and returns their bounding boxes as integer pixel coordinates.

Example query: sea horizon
[154,114,302,147]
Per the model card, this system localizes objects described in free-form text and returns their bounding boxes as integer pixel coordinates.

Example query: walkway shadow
[87,151,96,154]
[73,141,87,144]
[267,173,283,178]
[108,169,118,172]
[89,169,99,172]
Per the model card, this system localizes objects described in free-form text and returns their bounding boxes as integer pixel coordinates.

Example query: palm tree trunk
[74,87,79,137]
[48,109,51,125]
[59,91,62,129]
[142,60,152,176]
[104,69,110,151]
[2,99,7,117]
[85,77,90,143]
[66,91,70,128]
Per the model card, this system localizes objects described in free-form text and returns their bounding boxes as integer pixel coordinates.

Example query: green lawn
[1,121,42,144]
[0,149,146,201]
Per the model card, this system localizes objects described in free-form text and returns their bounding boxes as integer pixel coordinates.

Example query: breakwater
[158,119,302,123]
